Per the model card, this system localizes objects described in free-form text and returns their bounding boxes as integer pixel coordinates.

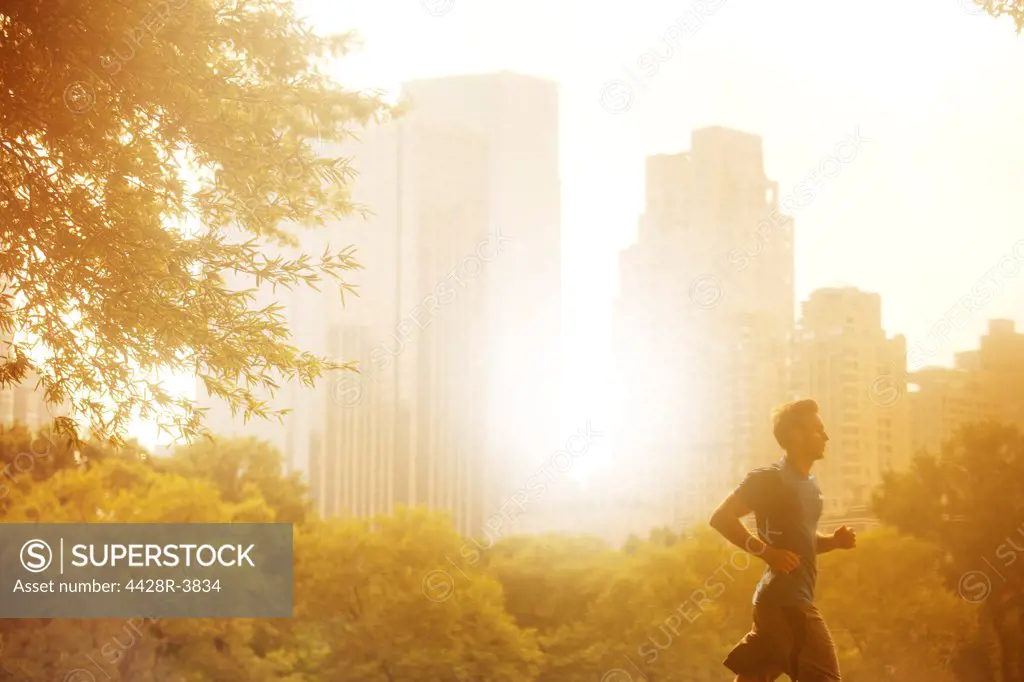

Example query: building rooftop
[403,70,558,90]
[692,124,762,140]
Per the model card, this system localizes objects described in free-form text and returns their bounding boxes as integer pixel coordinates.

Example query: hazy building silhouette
[308,113,494,536]
[0,332,71,431]
[790,286,911,515]
[960,318,1024,429]
[908,366,997,457]
[0,378,55,430]
[313,324,405,520]
[612,126,794,543]
[908,318,1024,455]
[209,72,561,538]
[306,123,407,522]
[402,72,563,534]
[401,119,491,536]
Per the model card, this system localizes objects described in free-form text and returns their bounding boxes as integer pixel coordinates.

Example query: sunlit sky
[138,0,1024,448]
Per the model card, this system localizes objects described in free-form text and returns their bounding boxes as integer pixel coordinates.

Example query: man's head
[772,399,828,462]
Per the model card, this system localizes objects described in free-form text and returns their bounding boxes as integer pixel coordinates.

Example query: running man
[709,398,856,681]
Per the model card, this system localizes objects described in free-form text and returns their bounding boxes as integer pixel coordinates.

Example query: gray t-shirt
[734,458,823,606]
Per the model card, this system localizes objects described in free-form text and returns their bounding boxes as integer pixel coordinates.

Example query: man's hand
[833,525,857,550]
[761,545,801,574]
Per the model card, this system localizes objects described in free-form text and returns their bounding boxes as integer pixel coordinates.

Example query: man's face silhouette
[792,414,829,462]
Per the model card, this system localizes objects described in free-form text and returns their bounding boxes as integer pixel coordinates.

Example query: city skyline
[1,14,1022,554]
[37,0,1021,537]
[6,2,1023,459]
[296,0,1024,450]
[187,72,564,537]
[6,2,1023,677]
[606,126,795,543]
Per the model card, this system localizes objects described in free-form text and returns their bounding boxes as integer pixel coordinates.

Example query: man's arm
[709,493,765,554]
[817,525,856,553]
[709,493,800,573]
[816,533,838,554]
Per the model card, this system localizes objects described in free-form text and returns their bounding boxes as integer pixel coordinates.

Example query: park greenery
[0,421,1019,681]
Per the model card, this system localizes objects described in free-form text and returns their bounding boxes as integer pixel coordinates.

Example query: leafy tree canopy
[0,0,390,446]
[968,0,1024,31]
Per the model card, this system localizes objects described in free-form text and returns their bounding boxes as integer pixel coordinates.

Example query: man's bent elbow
[710,495,745,532]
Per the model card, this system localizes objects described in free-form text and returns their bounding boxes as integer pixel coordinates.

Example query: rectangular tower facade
[790,287,912,516]
[402,73,563,533]
[611,127,795,542]
[309,116,492,537]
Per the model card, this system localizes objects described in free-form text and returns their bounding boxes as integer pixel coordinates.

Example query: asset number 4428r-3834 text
[125,579,222,593]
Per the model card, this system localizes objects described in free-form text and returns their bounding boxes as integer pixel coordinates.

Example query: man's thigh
[725,605,793,679]
[795,605,841,681]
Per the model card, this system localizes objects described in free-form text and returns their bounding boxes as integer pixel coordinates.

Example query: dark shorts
[724,602,840,681]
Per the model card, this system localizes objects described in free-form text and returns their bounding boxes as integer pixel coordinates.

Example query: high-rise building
[610,127,794,544]
[962,318,1024,429]
[203,72,561,538]
[907,318,1023,456]
[308,122,408,521]
[790,287,912,516]
[907,366,998,457]
[309,112,495,536]
[401,72,563,533]
[403,121,492,537]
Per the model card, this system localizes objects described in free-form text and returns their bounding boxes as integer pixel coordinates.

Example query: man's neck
[783,454,812,478]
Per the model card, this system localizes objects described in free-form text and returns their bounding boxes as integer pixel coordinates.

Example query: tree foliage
[0,0,390,446]
[968,0,1024,31]
[875,422,1024,682]
[0,425,1009,680]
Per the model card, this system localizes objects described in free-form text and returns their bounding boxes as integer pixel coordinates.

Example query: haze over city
[3,1,1024,679]
[280,0,1024,452]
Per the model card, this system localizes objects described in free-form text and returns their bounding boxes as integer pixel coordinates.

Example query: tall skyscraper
[790,286,911,516]
[400,116,492,536]
[202,72,561,538]
[611,127,794,543]
[308,121,407,521]
[309,110,496,536]
[401,73,563,533]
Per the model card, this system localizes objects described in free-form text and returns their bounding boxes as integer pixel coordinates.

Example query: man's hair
[772,399,819,451]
